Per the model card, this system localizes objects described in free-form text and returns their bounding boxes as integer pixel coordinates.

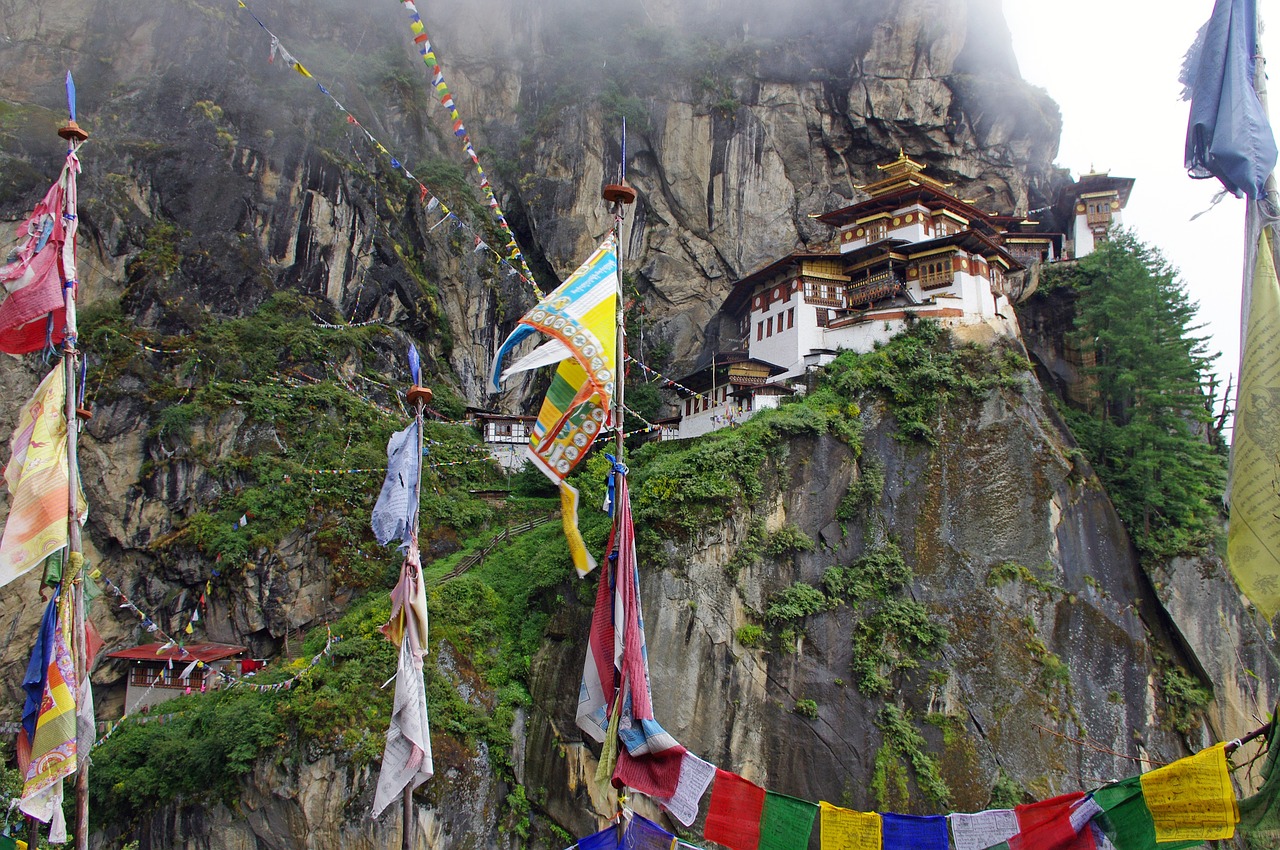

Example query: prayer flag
[818,801,880,850]
[370,634,433,817]
[1227,229,1280,617]
[20,588,77,837]
[882,812,947,850]
[19,594,59,766]
[705,769,765,850]
[1139,742,1238,841]
[1238,710,1280,839]
[657,751,716,827]
[759,792,817,850]
[952,809,1018,850]
[1183,0,1277,198]
[624,813,676,850]
[491,237,618,576]
[577,825,619,850]
[948,809,1020,850]
[580,473,683,796]
[1092,777,1203,850]
[0,149,78,354]
[0,365,75,588]
[1008,792,1096,850]
[370,421,420,549]
[380,546,429,666]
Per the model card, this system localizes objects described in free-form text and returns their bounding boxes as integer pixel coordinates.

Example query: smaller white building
[107,642,246,713]
[1058,171,1134,259]
[468,410,538,472]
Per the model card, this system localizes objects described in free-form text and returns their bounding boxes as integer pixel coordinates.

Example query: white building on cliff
[667,153,1131,440]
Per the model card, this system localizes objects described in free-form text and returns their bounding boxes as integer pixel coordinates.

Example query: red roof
[106,642,246,664]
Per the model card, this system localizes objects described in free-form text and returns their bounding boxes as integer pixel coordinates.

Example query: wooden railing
[441,512,561,581]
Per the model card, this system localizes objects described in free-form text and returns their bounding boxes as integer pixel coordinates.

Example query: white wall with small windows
[677,385,752,439]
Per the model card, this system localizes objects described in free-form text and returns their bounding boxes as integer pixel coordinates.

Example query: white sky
[1003,1,1279,411]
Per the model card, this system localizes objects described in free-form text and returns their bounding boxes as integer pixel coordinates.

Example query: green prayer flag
[1239,711,1280,839]
[1092,777,1204,850]
[759,791,817,850]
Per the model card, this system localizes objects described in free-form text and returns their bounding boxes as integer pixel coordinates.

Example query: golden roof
[855,150,953,197]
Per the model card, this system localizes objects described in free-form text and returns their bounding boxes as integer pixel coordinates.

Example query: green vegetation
[755,542,947,694]
[1158,664,1212,737]
[735,624,765,647]
[988,768,1025,808]
[1041,231,1226,561]
[872,705,951,811]
[80,292,505,591]
[822,320,1029,445]
[837,459,885,522]
[793,698,819,719]
[986,561,1064,596]
[91,688,284,825]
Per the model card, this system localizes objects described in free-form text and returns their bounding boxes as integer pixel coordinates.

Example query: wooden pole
[56,111,89,850]
[403,383,432,850]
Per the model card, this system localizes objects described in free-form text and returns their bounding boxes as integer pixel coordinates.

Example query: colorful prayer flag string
[625,354,714,406]
[233,0,541,295]
[390,0,538,290]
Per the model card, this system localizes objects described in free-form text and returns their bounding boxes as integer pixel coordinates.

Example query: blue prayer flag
[1183,0,1277,197]
[883,812,949,850]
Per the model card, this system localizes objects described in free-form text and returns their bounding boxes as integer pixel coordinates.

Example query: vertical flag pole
[601,120,638,836]
[603,118,637,458]
[57,71,91,850]
[404,357,432,850]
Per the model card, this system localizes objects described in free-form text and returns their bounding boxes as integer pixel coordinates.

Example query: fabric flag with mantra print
[490,237,618,576]
[623,813,676,850]
[1227,229,1280,617]
[1092,777,1204,850]
[1238,709,1280,840]
[948,808,1020,850]
[656,751,716,826]
[819,801,881,850]
[1007,792,1096,850]
[705,769,766,850]
[0,149,79,355]
[576,471,684,797]
[576,824,619,850]
[759,791,818,850]
[20,588,77,837]
[0,364,80,589]
[882,812,948,850]
[1138,742,1238,841]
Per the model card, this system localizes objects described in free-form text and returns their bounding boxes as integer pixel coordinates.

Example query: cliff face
[0,2,1271,849]
[524,325,1278,838]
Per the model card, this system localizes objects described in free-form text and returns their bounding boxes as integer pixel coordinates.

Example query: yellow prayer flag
[1139,742,1239,841]
[0,365,71,589]
[1228,229,1280,617]
[819,801,880,850]
[294,63,312,79]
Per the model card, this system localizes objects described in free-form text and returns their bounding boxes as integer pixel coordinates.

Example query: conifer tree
[1053,230,1226,561]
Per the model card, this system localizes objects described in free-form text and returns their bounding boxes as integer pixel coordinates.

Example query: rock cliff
[0,2,1271,849]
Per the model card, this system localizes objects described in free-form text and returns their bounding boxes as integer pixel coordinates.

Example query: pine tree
[1053,230,1226,561]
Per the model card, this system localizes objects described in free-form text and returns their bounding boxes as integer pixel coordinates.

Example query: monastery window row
[1085,200,1113,226]
[933,217,962,237]
[919,259,954,290]
[130,666,201,690]
[756,307,795,341]
[684,386,733,416]
[803,280,844,307]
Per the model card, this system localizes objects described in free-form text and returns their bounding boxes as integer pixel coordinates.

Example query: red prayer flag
[705,769,765,850]
[1010,792,1097,850]
[613,745,685,800]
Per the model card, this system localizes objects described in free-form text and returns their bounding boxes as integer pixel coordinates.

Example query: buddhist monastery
[667,153,1132,439]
